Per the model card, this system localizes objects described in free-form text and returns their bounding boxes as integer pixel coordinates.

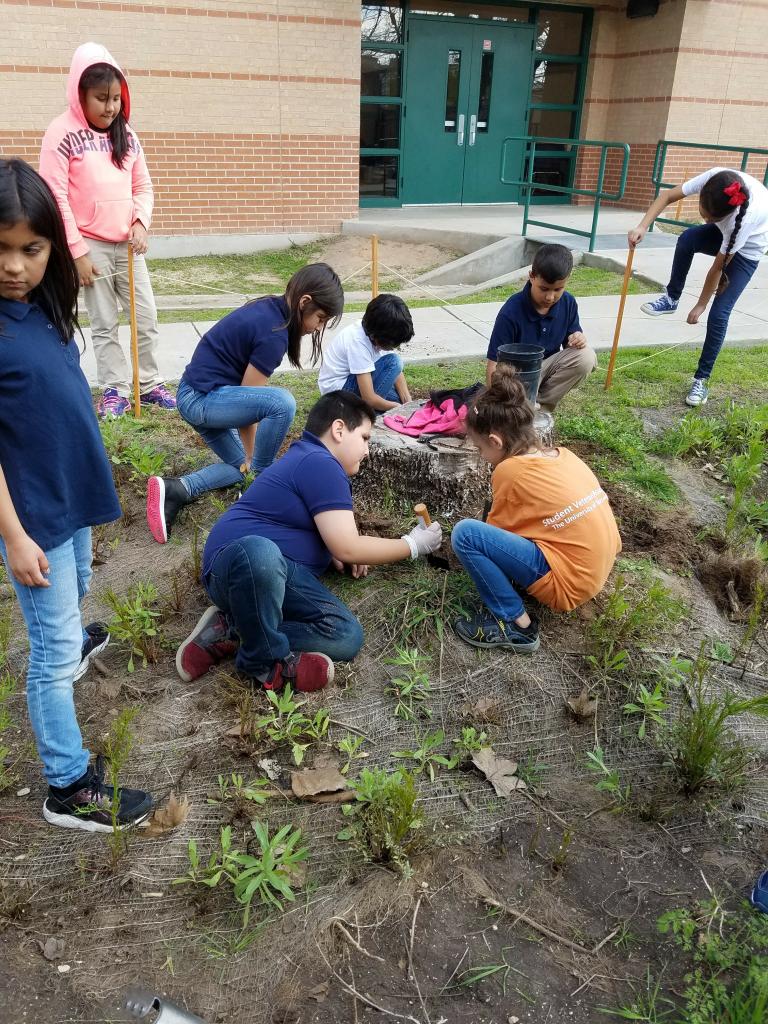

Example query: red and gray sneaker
[43,756,153,833]
[176,606,238,683]
[141,383,177,409]
[97,388,131,419]
[147,476,191,544]
[263,652,335,693]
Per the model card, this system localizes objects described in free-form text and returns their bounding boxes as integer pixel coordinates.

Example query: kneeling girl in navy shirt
[175,391,443,692]
[0,159,152,831]
[146,263,344,544]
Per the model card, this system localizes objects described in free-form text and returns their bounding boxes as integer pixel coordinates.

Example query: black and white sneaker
[43,756,153,833]
[73,622,110,682]
[147,476,191,545]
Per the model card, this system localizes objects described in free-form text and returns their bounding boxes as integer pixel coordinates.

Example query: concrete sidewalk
[79,269,768,387]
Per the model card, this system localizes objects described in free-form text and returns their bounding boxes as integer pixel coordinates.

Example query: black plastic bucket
[495,344,545,403]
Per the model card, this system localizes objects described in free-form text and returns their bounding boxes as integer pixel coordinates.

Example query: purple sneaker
[140,384,177,409]
[97,388,131,418]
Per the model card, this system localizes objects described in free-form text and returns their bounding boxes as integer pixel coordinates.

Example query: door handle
[469,114,477,146]
[457,113,465,146]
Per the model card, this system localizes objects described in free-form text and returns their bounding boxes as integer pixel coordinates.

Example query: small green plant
[585,574,687,682]
[174,822,307,925]
[551,828,573,873]
[385,647,432,721]
[384,563,474,643]
[598,969,674,1021]
[662,648,768,794]
[585,746,630,807]
[101,707,139,864]
[709,640,735,665]
[725,437,766,536]
[392,729,457,781]
[208,773,272,807]
[254,686,328,765]
[743,497,768,532]
[623,679,668,739]
[337,767,422,871]
[0,671,19,793]
[515,754,549,791]
[658,898,768,1024]
[336,734,368,775]
[104,581,161,672]
[451,726,489,764]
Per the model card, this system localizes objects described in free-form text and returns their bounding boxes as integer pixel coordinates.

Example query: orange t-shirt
[487,447,622,612]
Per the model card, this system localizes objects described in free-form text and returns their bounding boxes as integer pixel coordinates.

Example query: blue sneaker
[685,378,709,407]
[454,610,540,653]
[640,293,679,316]
[750,870,768,914]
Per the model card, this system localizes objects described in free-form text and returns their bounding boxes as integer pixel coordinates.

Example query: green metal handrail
[650,139,768,230]
[500,135,630,252]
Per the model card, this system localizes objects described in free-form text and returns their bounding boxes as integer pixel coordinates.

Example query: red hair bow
[724,180,747,207]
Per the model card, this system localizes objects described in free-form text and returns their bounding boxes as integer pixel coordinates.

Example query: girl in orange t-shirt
[451,364,621,653]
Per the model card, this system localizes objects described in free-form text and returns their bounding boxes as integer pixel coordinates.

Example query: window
[361,104,401,148]
[360,155,399,197]
[361,49,402,96]
[361,4,404,203]
[411,3,529,21]
[477,51,494,132]
[361,4,403,42]
[531,61,579,107]
[528,107,574,139]
[536,10,584,55]
[444,50,462,131]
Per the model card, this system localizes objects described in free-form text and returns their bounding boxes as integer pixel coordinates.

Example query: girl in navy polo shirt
[0,158,152,831]
[146,263,344,544]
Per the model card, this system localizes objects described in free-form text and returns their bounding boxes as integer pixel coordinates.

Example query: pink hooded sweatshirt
[39,43,153,260]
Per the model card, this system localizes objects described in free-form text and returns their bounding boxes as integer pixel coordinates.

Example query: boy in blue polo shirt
[486,244,596,412]
[175,391,443,692]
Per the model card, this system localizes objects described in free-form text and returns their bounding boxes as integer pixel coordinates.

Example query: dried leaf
[471,747,527,797]
[257,757,282,781]
[302,789,356,805]
[462,695,502,723]
[291,766,348,799]
[566,688,598,719]
[226,722,251,737]
[307,981,330,1003]
[98,676,122,700]
[143,792,190,837]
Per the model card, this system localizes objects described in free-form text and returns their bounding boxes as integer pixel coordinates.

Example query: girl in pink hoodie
[40,43,175,418]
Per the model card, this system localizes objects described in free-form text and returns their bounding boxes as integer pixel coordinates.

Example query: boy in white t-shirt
[319,293,414,412]
[629,168,768,407]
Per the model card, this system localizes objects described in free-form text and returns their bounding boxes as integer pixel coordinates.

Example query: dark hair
[0,159,80,342]
[305,390,376,437]
[466,363,541,457]
[531,243,573,284]
[79,63,130,169]
[700,170,750,296]
[283,262,344,369]
[362,292,415,350]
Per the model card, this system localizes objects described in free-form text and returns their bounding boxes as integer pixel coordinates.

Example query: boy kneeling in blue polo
[486,243,596,412]
[176,391,442,692]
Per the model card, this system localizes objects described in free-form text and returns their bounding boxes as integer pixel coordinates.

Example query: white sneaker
[685,379,709,407]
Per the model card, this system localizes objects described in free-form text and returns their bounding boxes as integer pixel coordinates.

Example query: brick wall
[0,0,362,239]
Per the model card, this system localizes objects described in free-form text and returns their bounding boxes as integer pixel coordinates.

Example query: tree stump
[353,402,554,520]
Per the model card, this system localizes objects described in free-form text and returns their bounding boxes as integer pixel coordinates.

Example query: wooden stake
[603,247,634,391]
[371,234,379,299]
[413,502,432,527]
[127,245,141,418]
[675,196,684,222]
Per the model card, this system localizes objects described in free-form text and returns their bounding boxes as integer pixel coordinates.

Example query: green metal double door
[402,16,534,205]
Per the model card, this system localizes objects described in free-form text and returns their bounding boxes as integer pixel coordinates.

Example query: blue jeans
[0,529,92,787]
[451,519,550,621]
[176,378,297,498]
[667,223,760,380]
[204,536,364,677]
[343,352,403,403]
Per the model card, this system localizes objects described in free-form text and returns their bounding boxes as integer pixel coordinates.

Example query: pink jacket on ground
[39,42,154,259]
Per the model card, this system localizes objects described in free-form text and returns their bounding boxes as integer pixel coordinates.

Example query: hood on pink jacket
[67,42,131,127]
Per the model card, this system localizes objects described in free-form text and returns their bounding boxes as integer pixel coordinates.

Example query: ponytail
[466,363,541,456]
[699,171,750,296]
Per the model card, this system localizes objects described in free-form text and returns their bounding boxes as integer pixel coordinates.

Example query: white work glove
[401,521,443,559]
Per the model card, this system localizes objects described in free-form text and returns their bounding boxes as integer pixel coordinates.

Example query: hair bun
[489,362,529,405]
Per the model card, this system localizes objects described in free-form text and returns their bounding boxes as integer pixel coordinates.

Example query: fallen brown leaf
[307,981,330,1003]
[566,688,598,719]
[143,792,190,837]
[471,747,527,797]
[462,695,502,723]
[291,766,348,799]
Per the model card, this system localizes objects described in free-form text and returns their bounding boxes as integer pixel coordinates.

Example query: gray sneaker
[685,378,709,407]
[640,293,679,316]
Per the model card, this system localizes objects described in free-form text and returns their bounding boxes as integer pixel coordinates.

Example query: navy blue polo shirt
[0,299,120,551]
[183,296,290,393]
[203,431,353,580]
[487,282,582,361]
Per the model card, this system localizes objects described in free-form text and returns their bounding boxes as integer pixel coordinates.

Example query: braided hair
[700,170,750,295]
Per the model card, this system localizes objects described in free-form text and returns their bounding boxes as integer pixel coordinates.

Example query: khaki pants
[82,238,163,397]
[538,345,597,412]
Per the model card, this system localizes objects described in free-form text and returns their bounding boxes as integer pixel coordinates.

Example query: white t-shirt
[318,321,380,394]
[682,168,768,262]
